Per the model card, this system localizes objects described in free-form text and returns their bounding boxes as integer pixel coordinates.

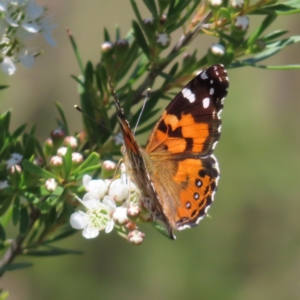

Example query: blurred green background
[1,1,300,299]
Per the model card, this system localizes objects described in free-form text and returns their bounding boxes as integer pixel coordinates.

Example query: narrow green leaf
[19,206,29,235]
[104,27,110,41]
[0,222,6,242]
[62,146,72,179]
[143,0,158,19]
[135,119,158,135]
[74,164,102,179]
[25,246,82,256]
[247,14,277,47]
[0,197,12,216]
[23,135,35,160]
[44,224,77,243]
[11,124,26,140]
[12,196,20,226]
[262,30,289,42]
[55,102,69,135]
[0,262,33,272]
[0,85,9,90]
[132,20,150,58]
[22,160,57,179]
[72,152,100,177]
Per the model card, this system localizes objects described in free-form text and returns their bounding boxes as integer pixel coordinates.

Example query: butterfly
[110,64,229,239]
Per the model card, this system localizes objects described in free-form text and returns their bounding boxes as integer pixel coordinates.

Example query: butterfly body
[112,64,229,239]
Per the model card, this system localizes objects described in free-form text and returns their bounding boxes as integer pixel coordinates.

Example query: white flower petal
[26,1,44,19]
[102,196,117,211]
[82,227,99,239]
[87,179,108,199]
[22,21,40,33]
[83,174,92,190]
[70,211,87,230]
[1,57,16,75]
[82,195,101,210]
[105,219,115,233]
[19,50,34,68]
[109,179,129,203]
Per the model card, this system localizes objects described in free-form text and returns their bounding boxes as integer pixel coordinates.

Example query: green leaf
[62,146,72,179]
[22,160,57,179]
[247,14,277,47]
[0,262,33,272]
[24,246,83,256]
[104,27,110,41]
[11,124,26,140]
[39,186,64,213]
[22,192,39,204]
[23,135,35,160]
[19,206,29,235]
[262,30,288,42]
[12,196,20,226]
[55,102,69,135]
[135,119,158,135]
[143,0,158,19]
[252,0,300,15]
[0,197,12,217]
[72,152,100,177]
[0,85,9,90]
[44,224,78,243]
[0,222,6,242]
[132,20,150,58]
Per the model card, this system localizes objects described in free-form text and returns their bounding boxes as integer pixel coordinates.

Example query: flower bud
[50,129,65,149]
[64,136,78,149]
[45,178,58,192]
[127,230,145,245]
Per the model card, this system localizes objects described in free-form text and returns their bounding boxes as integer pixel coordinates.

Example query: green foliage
[1,0,300,284]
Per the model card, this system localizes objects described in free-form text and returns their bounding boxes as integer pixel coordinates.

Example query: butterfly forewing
[146,64,229,157]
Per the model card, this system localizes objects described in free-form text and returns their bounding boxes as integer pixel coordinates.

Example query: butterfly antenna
[133,88,150,135]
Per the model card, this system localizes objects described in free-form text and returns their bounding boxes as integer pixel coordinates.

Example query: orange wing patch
[147,112,210,155]
[170,157,219,229]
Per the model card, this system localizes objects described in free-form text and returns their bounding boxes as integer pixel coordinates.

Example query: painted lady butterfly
[111,64,229,239]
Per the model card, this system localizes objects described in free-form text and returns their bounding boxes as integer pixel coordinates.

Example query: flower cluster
[0,0,55,75]
[70,165,145,244]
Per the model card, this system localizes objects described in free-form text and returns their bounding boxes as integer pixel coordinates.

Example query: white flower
[1,57,16,75]
[0,180,9,189]
[210,43,225,56]
[235,16,249,31]
[19,49,34,68]
[113,133,123,146]
[0,0,56,75]
[108,178,129,203]
[70,195,116,239]
[156,33,170,47]
[83,175,108,199]
[6,153,23,169]
[45,178,57,192]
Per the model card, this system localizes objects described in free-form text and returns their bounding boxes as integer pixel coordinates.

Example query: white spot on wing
[203,97,210,108]
[210,80,213,84]
[200,70,208,80]
[182,88,195,103]
[209,88,214,95]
